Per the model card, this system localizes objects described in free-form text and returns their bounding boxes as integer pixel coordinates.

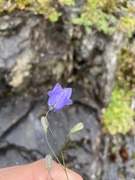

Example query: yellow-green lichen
[103,87,134,135]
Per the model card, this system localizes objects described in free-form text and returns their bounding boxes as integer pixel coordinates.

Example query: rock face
[0,12,41,94]
[0,11,123,105]
[0,10,126,180]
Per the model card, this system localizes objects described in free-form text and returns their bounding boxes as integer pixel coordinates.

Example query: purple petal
[48,91,59,107]
[47,83,62,96]
[47,83,73,111]
[54,88,72,110]
[63,88,72,99]
[65,99,73,105]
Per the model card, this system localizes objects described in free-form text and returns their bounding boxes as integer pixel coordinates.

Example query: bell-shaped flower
[47,83,73,111]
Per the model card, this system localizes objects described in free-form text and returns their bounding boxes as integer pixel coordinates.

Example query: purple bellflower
[47,83,73,111]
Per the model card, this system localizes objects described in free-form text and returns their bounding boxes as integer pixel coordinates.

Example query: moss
[72,0,117,34]
[0,0,60,22]
[0,0,135,36]
[103,38,135,135]
[72,0,135,36]
[58,0,75,6]
[117,42,135,93]
[103,87,134,135]
[103,30,135,135]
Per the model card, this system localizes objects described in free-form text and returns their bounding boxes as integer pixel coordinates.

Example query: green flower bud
[41,116,49,133]
[69,122,84,134]
[46,154,53,171]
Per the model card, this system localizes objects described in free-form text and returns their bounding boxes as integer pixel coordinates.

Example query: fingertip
[31,159,83,180]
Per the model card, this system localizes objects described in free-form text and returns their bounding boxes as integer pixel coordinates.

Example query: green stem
[48,127,69,180]
[45,111,69,180]
[45,133,62,166]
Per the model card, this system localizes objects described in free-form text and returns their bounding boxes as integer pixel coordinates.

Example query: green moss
[0,0,60,22]
[72,0,135,36]
[72,0,117,34]
[103,87,134,135]
[0,0,135,36]
[58,0,75,6]
[117,42,135,93]
[103,28,135,135]
[48,12,61,22]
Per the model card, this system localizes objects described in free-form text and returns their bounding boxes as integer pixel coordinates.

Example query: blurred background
[0,0,135,179]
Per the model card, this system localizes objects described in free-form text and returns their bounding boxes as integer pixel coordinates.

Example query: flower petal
[63,88,72,99]
[47,83,73,111]
[48,91,59,107]
[54,89,72,110]
[47,83,62,96]
[65,99,73,105]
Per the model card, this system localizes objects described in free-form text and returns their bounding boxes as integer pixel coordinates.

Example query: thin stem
[45,133,62,166]
[48,127,69,180]
[61,151,69,180]
[62,134,71,151]
[48,171,53,180]
[45,110,50,119]
[45,110,69,180]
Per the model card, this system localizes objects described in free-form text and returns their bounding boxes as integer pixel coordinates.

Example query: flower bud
[69,122,84,134]
[46,154,53,171]
[41,116,49,133]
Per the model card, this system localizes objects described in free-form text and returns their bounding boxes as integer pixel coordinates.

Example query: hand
[0,158,83,180]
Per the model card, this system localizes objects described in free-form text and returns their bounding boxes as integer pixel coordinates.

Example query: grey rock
[0,10,124,107]
[0,7,131,180]
[0,15,22,33]
[0,83,101,180]
[0,148,29,168]
[0,13,41,69]
[0,95,32,138]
